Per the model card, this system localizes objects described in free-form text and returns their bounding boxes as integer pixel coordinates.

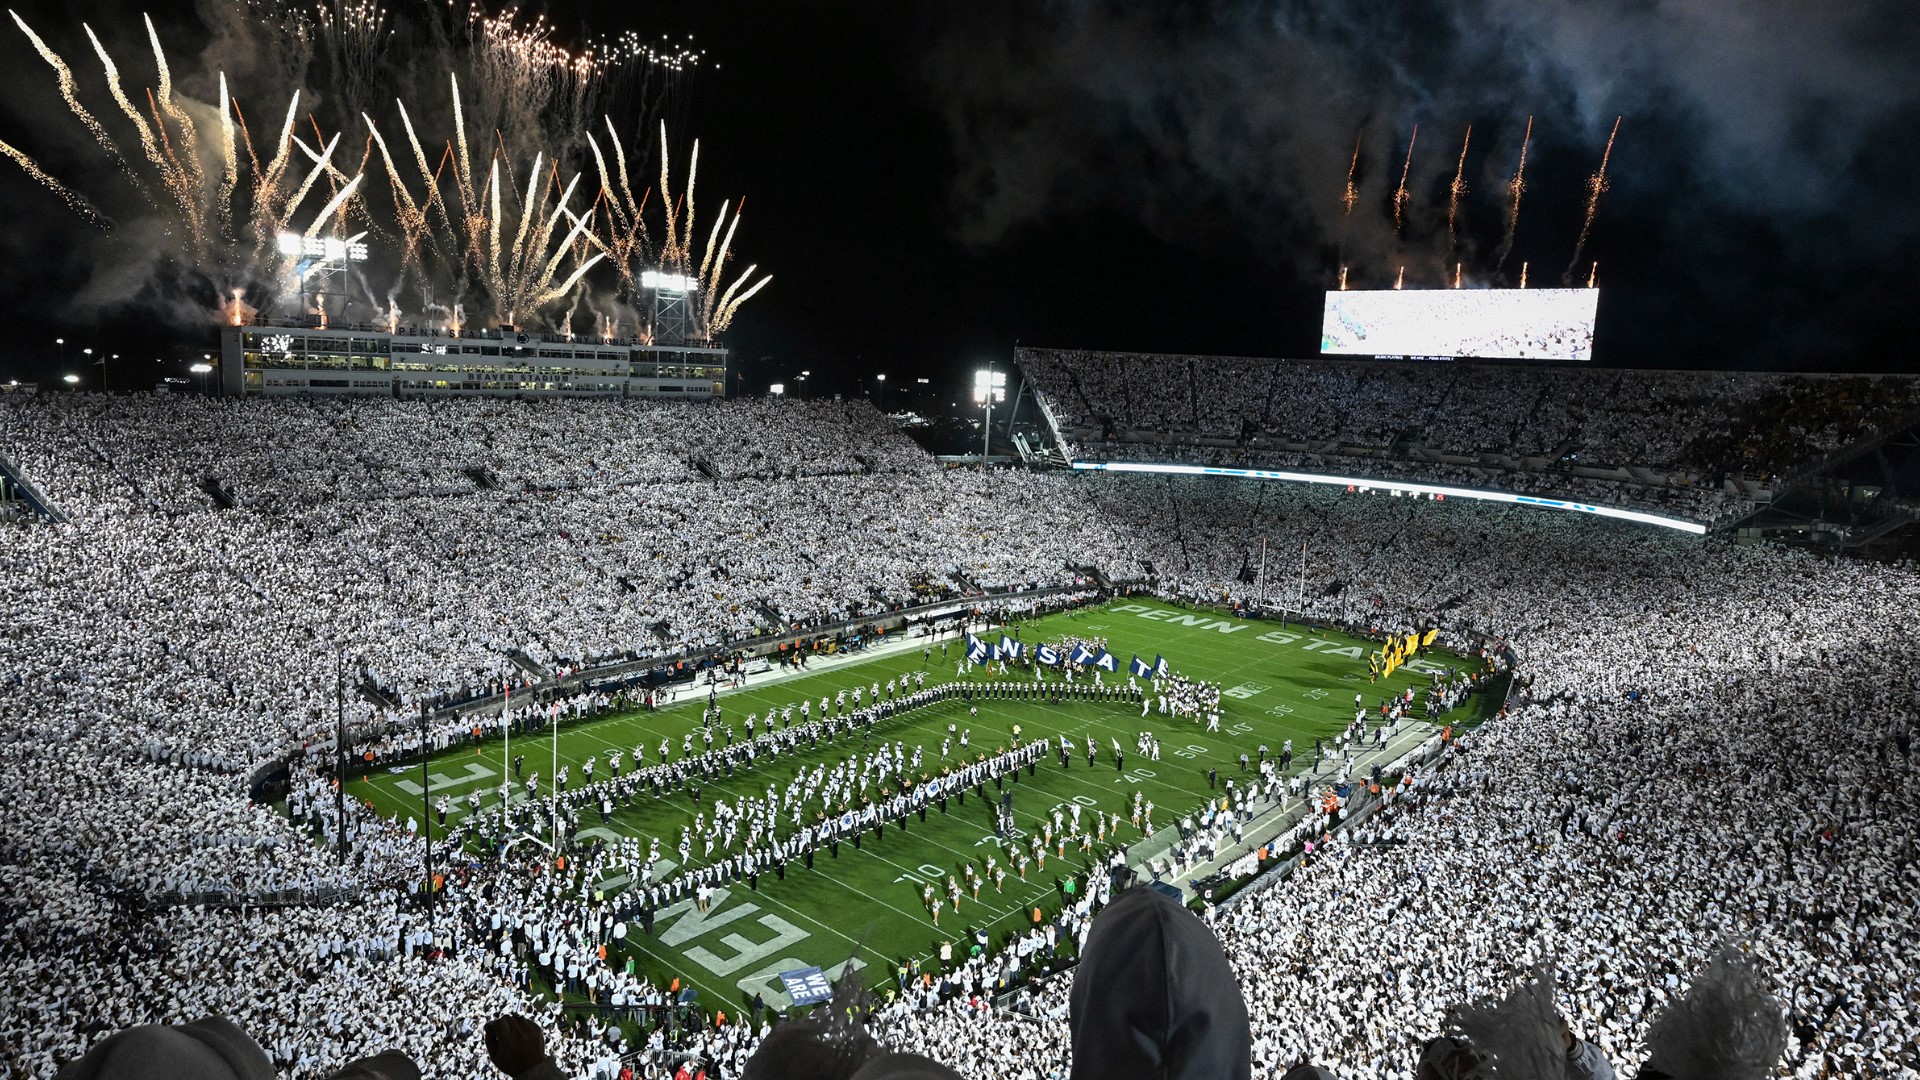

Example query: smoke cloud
[919,0,1920,359]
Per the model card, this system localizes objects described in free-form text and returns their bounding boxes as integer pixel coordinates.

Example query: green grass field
[352,599,1492,1012]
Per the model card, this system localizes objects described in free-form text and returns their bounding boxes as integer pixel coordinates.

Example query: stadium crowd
[1,391,1915,1079]
[1021,347,1920,523]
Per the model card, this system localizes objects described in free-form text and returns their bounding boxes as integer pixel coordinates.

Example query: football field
[351,599,1493,1011]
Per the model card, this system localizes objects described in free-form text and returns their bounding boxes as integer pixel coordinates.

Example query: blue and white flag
[780,967,833,1007]
[1129,655,1153,678]
[1153,654,1170,677]
[999,635,1022,659]
[1035,643,1062,667]
[1092,649,1119,673]
[965,635,988,665]
[987,642,1003,661]
[1068,643,1097,667]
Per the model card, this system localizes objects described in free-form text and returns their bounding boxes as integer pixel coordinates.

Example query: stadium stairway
[507,650,552,682]
[358,680,400,713]
[1134,722,1446,903]
[0,454,68,522]
[201,476,238,509]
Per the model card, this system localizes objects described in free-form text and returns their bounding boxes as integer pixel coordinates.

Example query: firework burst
[1567,115,1621,285]
[1392,124,1416,234]
[1340,129,1361,218]
[1494,115,1532,277]
[1447,125,1470,253]
[0,8,770,341]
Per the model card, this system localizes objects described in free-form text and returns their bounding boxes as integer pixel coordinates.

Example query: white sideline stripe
[1070,460,1711,534]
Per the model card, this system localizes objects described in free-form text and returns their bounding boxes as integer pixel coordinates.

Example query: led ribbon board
[1070,461,1709,534]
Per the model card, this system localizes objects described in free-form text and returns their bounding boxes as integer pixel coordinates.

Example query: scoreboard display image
[1320,288,1599,361]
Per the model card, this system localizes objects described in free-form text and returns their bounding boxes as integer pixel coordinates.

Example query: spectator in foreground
[1068,885,1252,1080]
[52,1016,419,1080]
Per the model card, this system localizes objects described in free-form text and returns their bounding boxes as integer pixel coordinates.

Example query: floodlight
[63,374,80,384]
[640,270,698,292]
[276,232,301,256]
[190,363,213,374]
[769,383,785,396]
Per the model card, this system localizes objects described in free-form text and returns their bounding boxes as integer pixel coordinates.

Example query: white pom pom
[1443,963,1567,1080]
[1642,945,1788,1080]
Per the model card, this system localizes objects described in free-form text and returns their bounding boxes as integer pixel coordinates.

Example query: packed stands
[1018,347,1920,524]
[0,392,1914,1078]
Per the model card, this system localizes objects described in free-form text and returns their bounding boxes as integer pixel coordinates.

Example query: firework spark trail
[364,114,429,269]
[1567,116,1621,284]
[394,100,454,235]
[217,75,238,237]
[6,12,745,336]
[583,126,649,286]
[301,171,363,241]
[703,197,742,300]
[710,263,768,330]
[0,137,111,226]
[657,121,677,259]
[713,270,770,333]
[695,199,726,285]
[1392,124,1416,234]
[283,132,343,233]
[505,151,545,288]
[487,159,503,285]
[9,13,133,181]
[1341,130,1362,218]
[606,116,641,220]
[231,97,261,174]
[525,180,600,311]
[292,136,359,190]
[680,138,699,265]
[262,92,302,192]
[1494,115,1532,276]
[83,24,179,214]
[1447,125,1471,252]
[449,77,495,273]
[145,14,203,218]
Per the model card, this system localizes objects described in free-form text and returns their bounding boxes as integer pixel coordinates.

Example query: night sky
[0,0,1916,397]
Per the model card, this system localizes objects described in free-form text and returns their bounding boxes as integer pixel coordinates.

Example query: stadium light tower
[642,269,698,344]
[876,372,887,410]
[973,368,1007,462]
[190,361,213,396]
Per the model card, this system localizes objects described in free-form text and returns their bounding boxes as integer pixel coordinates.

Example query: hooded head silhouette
[1069,886,1252,1080]
[54,1017,276,1080]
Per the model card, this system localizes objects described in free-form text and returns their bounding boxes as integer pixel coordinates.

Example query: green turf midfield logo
[1110,605,1250,633]
[651,887,870,1009]
[1110,604,1448,674]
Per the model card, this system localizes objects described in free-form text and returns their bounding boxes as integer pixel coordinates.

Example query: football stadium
[1,4,1917,1080]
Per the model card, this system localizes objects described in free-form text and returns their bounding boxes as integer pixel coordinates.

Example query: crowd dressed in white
[0,392,1913,1079]
[1021,347,1920,523]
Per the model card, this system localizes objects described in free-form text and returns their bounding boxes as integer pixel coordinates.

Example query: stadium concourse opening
[348,598,1497,1011]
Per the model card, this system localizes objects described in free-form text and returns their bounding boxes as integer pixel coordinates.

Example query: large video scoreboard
[1320,288,1599,361]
